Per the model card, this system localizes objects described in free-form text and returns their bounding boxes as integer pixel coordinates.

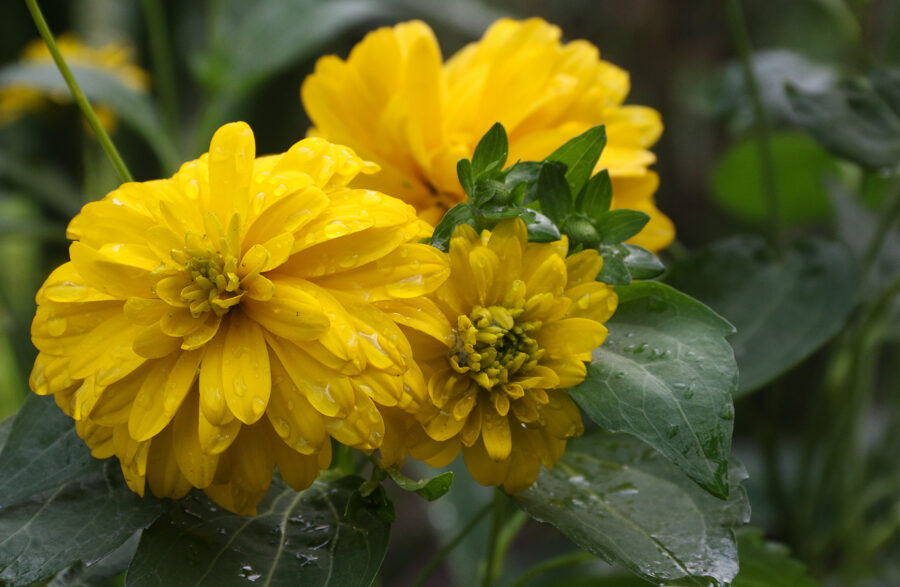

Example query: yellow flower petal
[222,311,271,425]
[173,396,220,488]
[537,317,608,356]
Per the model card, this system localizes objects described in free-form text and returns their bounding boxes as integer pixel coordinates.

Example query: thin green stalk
[24,0,133,184]
[141,0,179,136]
[494,510,529,574]
[862,177,900,275]
[507,552,595,587]
[412,501,493,587]
[481,489,505,587]
[724,0,782,252]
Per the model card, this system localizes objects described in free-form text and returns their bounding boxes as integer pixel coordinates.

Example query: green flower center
[171,233,244,317]
[450,304,543,391]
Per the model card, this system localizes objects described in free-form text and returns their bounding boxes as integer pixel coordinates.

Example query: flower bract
[30,122,449,514]
[302,18,674,252]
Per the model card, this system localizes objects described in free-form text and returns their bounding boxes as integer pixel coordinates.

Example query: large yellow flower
[302,18,673,252]
[0,34,149,128]
[29,122,449,515]
[377,219,617,492]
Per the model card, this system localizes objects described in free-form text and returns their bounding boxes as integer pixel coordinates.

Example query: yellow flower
[377,219,617,492]
[29,122,449,515]
[302,18,674,252]
[0,34,149,129]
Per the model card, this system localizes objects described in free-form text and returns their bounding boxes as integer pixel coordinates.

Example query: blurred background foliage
[1,0,899,585]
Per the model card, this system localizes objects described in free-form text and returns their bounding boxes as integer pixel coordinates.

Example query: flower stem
[481,489,506,587]
[507,551,595,587]
[141,0,179,137]
[24,0,134,184]
[412,501,492,587]
[724,0,781,252]
[862,175,900,275]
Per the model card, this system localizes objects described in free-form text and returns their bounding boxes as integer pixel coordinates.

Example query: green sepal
[457,158,474,196]
[594,209,651,244]
[430,203,478,251]
[576,168,613,217]
[470,122,508,179]
[546,125,607,196]
[536,160,573,223]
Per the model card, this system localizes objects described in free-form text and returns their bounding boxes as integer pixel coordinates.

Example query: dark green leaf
[385,467,453,501]
[504,161,543,196]
[523,211,561,243]
[546,126,607,196]
[0,399,164,587]
[471,123,508,178]
[593,210,650,245]
[518,432,749,587]
[457,158,474,196]
[576,169,613,218]
[0,416,12,453]
[596,245,632,285]
[732,528,819,587]
[623,244,665,280]
[665,235,860,394]
[711,132,838,225]
[126,476,391,587]
[472,178,511,207]
[0,63,180,172]
[787,79,900,168]
[570,282,737,498]
[430,203,478,251]
[536,161,573,223]
[49,531,142,587]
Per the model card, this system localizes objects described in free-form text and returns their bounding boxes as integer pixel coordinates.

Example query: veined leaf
[570,282,737,498]
[546,125,607,196]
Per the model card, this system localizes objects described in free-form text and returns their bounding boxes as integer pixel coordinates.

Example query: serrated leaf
[665,235,860,394]
[593,210,650,245]
[518,432,749,587]
[622,244,665,280]
[0,398,164,587]
[385,468,453,501]
[536,161,573,223]
[126,476,391,587]
[0,63,180,172]
[576,169,613,218]
[546,125,607,196]
[431,203,478,251]
[471,122,508,179]
[732,528,819,587]
[570,282,737,498]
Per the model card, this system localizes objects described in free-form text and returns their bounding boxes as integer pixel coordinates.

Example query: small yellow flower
[302,18,674,252]
[0,34,149,129]
[378,219,617,492]
[29,122,449,515]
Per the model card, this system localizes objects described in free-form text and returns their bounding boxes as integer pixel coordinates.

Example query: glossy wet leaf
[711,132,838,225]
[0,416,11,453]
[622,245,665,280]
[517,432,749,587]
[732,528,819,587]
[0,63,179,171]
[126,475,391,587]
[0,399,164,586]
[666,235,860,394]
[570,282,737,498]
[384,467,453,501]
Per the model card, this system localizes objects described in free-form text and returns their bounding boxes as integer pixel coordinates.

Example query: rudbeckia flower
[377,219,617,492]
[0,34,149,129]
[29,122,449,515]
[302,18,673,252]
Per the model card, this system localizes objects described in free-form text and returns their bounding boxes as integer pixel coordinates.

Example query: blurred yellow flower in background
[29,121,449,515]
[378,218,617,492]
[0,34,149,129]
[302,18,674,252]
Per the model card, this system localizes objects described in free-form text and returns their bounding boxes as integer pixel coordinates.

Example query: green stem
[481,489,505,587]
[412,501,493,587]
[862,177,900,275]
[24,0,133,184]
[507,552,595,587]
[724,0,782,252]
[141,0,179,137]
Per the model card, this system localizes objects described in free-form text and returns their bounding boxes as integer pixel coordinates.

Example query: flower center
[171,232,244,317]
[450,304,543,392]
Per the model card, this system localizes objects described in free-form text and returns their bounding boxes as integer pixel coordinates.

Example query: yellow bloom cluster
[302,18,674,252]
[0,34,148,128]
[31,122,448,514]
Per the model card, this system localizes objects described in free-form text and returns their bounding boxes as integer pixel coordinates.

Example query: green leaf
[593,209,650,245]
[517,432,749,587]
[665,235,860,394]
[622,244,665,280]
[50,531,142,587]
[126,476,391,587]
[570,282,737,498]
[871,66,900,118]
[430,203,478,251]
[536,161,573,223]
[732,528,819,587]
[595,245,632,285]
[546,126,607,196]
[787,78,900,168]
[576,169,613,218]
[0,396,164,586]
[472,178,511,207]
[457,158,475,196]
[0,63,180,172]
[711,132,838,225]
[471,122,508,179]
[384,467,453,501]
[523,211,561,243]
[0,416,11,453]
